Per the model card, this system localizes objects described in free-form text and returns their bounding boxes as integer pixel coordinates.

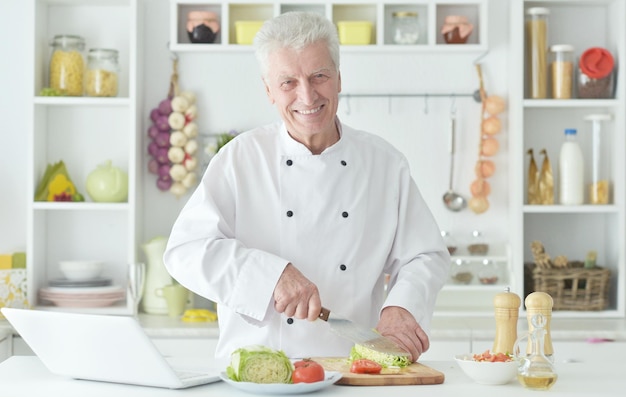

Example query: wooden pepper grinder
[492,288,521,354]
[525,291,554,357]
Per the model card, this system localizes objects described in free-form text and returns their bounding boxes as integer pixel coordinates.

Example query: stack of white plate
[39,285,126,308]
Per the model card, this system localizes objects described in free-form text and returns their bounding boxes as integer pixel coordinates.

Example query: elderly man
[164,11,449,361]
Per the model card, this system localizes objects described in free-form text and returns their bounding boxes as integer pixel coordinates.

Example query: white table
[0,355,622,396]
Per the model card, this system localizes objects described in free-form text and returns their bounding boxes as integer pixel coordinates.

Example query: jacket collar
[279,117,344,155]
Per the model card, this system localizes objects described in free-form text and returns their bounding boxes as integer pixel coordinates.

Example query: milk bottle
[559,128,584,205]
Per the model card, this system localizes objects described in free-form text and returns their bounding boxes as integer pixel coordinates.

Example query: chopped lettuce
[226,345,293,384]
[350,343,411,368]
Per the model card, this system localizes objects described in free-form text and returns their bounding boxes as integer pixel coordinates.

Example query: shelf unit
[435,243,513,317]
[509,0,626,318]
[26,0,143,314]
[169,0,487,52]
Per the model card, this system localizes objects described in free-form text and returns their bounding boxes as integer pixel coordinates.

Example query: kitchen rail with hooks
[339,91,481,114]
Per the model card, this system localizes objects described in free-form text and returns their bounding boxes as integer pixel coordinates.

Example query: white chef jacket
[164,119,450,360]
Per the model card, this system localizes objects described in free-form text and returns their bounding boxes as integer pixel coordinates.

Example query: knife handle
[318,307,330,321]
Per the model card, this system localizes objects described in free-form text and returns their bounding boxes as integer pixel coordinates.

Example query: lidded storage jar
[478,260,499,285]
[441,15,473,44]
[451,259,473,285]
[585,114,612,204]
[525,7,549,99]
[85,49,119,97]
[468,230,489,255]
[392,11,419,44]
[550,44,574,99]
[578,47,615,99]
[48,35,86,96]
[440,230,458,255]
[187,11,220,43]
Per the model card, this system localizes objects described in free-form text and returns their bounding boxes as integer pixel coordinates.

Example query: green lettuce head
[226,345,293,384]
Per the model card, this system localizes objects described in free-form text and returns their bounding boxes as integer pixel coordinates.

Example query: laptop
[1,307,221,389]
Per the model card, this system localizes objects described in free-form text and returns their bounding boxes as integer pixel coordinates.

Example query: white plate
[219,371,342,395]
[39,295,124,308]
[40,285,124,294]
[49,277,112,288]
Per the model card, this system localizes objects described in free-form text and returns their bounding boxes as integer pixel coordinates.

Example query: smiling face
[263,41,341,154]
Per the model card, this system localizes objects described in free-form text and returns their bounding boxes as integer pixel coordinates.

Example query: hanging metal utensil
[443,110,467,212]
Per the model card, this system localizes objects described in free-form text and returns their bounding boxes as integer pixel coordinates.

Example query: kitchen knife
[318,307,411,358]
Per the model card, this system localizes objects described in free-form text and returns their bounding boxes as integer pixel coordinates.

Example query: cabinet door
[10,336,35,356]
[552,340,626,363]
[471,338,493,355]
[420,339,470,361]
[0,332,12,362]
[151,338,218,358]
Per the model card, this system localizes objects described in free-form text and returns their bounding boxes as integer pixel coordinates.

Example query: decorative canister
[392,11,419,44]
[48,35,86,96]
[441,15,473,44]
[187,11,220,43]
[85,49,119,97]
[578,47,615,99]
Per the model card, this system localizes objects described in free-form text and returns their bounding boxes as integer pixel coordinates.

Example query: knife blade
[318,307,410,357]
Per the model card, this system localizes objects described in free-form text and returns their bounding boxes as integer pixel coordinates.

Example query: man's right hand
[273,263,321,321]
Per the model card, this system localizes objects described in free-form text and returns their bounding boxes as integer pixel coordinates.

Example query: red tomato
[350,359,382,374]
[292,359,325,383]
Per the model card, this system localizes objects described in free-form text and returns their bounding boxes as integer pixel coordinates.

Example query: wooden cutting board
[313,357,445,386]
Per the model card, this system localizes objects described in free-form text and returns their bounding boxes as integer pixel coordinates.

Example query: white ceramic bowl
[59,260,104,281]
[454,354,518,385]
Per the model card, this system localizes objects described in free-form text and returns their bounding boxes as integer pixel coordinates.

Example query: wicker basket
[530,262,611,311]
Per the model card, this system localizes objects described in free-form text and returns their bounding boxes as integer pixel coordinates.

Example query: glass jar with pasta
[48,35,86,96]
[85,49,119,97]
[585,114,612,205]
[525,7,549,99]
[549,44,574,99]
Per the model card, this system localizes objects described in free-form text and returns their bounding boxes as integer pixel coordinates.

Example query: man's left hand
[376,306,429,362]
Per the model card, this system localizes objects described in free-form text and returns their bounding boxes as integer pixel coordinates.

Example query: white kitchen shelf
[509,0,626,318]
[523,99,619,108]
[32,202,131,211]
[26,0,143,314]
[443,284,509,292]
[523,205,620,213]
[33,97,131,106]
[169,0,488,52]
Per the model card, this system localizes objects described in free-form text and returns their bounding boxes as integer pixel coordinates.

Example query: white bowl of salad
[454,350,518,385]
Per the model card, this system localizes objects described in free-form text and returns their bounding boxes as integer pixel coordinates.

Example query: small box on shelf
[228,3,273,45]
[332,3,377,45]
[234,20,264,45]
[337,21,373,45]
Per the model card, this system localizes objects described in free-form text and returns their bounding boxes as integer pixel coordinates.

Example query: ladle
[443,111,467,211]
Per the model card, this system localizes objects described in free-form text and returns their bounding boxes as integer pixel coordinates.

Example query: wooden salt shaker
[492,288,521,354]
[525,291,554,356]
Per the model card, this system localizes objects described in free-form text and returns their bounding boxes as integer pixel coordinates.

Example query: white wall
[0,0,30,253]
[1,0,510,266]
